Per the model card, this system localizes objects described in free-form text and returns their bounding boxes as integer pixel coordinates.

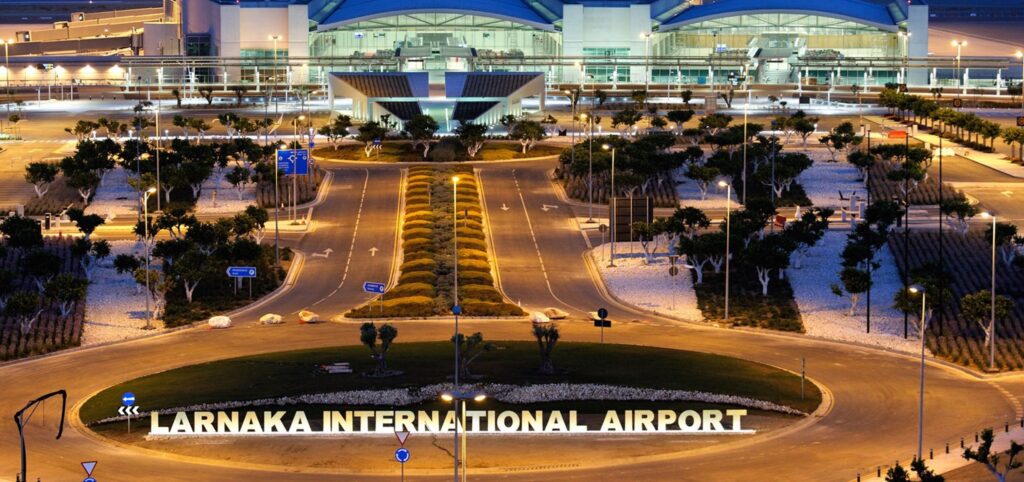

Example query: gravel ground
[788,231,922,353]
[195,169,257,214]
[591,242,703,322]
[82,240,165,346]
[674,167,738,210]
[797,154,866,211]
[85,166,140,220]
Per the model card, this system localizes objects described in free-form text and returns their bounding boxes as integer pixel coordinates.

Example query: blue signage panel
[276,149,309,175]
[395,447,410,463]
[121,392,135,407]
[226,266,257,278]
[363,282,386,294]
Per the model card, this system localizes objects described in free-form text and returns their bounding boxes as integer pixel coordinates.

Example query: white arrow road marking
[541,204,559,212]
[369,247,379,256]
[500,203,510,211]
[311,248,334,259]
[1002,190,1014,198]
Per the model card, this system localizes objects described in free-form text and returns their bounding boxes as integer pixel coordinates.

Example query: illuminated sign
[149,409,751,436]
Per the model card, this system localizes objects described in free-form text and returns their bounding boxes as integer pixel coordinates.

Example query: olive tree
[360,322,399,377]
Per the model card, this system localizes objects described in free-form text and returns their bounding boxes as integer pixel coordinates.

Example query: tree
[454,122,488,158]
[71,238,110,281]
[684,165,720,200]
[360,322,399,377]
[744,234,795,296]
[238,205,269,243]
[45,273,89,317]
[757,152,812,200]
[7,291,42,335]
[64,120,99,141]
[66,208,105,241]
[847,151,876,184]
[831,267,872,316]
[631,221,664,264]
[199,87,214,105]
[24,162,59,199]
[156,206,197,239]
[885,462,911,482]
[678,232,726,284]
[23,249,62,292]
[510,120,546,154]
[532,323,560,375]
[939,197,979,237]
[451,332,495,379]
[170,248,214,303]
[595,89,608,107]
[963,428,1023,482]
[171,88,183,108]
[699,113,732,136]
[910,457,945,482]
[403,114,439,158]
[789,111,819,148]
[893,264,953,330]
[0,215,42,249]
[230,85,248,106]
[681,89,692,106]
[649,115,667,131]
[818,122,862,161]
[134,268,170,317]
[784,207,832,268]
[66,170,100,204]
[672,206,711,240]
[986,222,1021,267]
[318,115,352,150]
[356,121,388,157]
[666,110,695,133]
[961,290,1015,354]
[0,269,15,310]
[611,108,643,137]
[225,166,251,200]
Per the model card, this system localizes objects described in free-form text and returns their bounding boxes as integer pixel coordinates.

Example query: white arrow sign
[369,247,379,257]
[541,204,559,212]
[312,248,334,259]
[1001,190,1014,198]
[500,203,510,211]
[118,406,140,416]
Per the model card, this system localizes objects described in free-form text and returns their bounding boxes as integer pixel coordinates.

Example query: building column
[907,5,929,85]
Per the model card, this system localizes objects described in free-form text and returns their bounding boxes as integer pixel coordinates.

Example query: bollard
[961,437,965,448]
[930,448,934,460]
[946,442,950,454]
[1006,423,1010,433]
[877,466,881,477]
[976,432,979,443]
[1020,418,1023,428]
[856,473,860,482]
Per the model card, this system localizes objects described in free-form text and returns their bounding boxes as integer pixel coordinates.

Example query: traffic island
[79,341,822,475]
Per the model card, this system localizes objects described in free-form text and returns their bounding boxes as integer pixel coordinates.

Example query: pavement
[0,110,1021,480]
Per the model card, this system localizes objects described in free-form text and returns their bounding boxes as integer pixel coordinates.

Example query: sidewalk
[864,115,1024,179]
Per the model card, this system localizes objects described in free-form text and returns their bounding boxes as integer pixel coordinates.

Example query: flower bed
[347,165,522,318]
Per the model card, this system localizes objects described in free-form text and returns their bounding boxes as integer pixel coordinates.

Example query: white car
[208,316,232,329]
[298,310,320,324]
[530,312,551,325]
[259,313,284,325]
[543,308,568,320]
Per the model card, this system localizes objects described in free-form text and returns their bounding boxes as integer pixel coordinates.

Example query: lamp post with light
[441,390,486,482]
[580,112,595,223]
[952,40,967,97]
[981,212,998,370]
[1016,51,1024,114]
[449,175,463,482]
[142,187,157,330]
[601,144,616,267]
[719,180,732,323]
[908,283,928,461]
[642,32,652,92]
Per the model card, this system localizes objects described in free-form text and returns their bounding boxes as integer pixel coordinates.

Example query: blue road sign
[121,392,135,407]
[395,447,410,463]
[452,305,462,315]
[226,266,257,278]
[373,138,382,146]
[84,478,96,482]
[597,308,608,320]
[276,149,310,175]
[363,282,386,294]
[309,141,315,149]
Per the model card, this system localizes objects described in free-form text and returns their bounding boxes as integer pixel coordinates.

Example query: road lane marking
[308,168,370,308]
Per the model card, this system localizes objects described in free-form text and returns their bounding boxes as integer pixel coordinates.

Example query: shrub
[398,271,437,284]
[456,227,485,240]
[402,228,433,241]
[459,259,491,272]
[406,194,430,206]
[403,237,433,253]
[386,282,434,298]
[457,248,488,261]
[458,270,493,285]
[461,301,524,317]
[404,219,433,231]
[456,238,487,251]
[405,211,434,223]
[347,295,435,318]
[400,258,436,272]
[429,139,460,162]
[462,284,503,302]
[405,203,430,214]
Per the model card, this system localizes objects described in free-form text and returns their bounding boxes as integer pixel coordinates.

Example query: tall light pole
[269,35,282,112]
[602,144,616,267]
[742,89,750,204]
[642,32,652,92]
[142,187,157,330]
[580,112,595,223]
[2,39,10,114]
[155,100,162,212]
[908,284,927,461]
[719,180,732,323]
[898,31,911,85]
[450,175,462,482]
[441,391,486,482]
[566,90,577,216]
[952,40,967,97]
[981,212,998,370]
[1016,51,1024,114]
[291,115,305,223]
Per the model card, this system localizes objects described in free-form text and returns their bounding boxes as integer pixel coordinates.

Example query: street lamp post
[982,212,997,370]
[451,175,462,482]
[742,89,750,204]
[566,90,577,216]
[601,144,616,267]
[642,32,652,92]
[580,112,595,223]
[155,101,162,212]
[291,115,305,223]
[142,187,157,330]
[441,391,486,482]
[908,284,928,461]
[952,40,967,97]
[719,180,732,323]
[270,35,282,112]
[1016,51,1024,114]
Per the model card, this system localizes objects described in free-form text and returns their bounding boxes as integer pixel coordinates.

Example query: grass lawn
[80,341,820,424]
[314,141,563,163]
[693,271,804,332]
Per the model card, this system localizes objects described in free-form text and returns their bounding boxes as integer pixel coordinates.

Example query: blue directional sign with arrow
[276,149,309,175]
[121,392,135,406]
[226,266,257,278]
[363,282,386,294]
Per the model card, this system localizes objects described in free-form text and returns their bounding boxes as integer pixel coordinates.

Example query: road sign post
[364,282,387,314]
[120,392,137,434]
[596,308,609,343]
[395,446,411,481]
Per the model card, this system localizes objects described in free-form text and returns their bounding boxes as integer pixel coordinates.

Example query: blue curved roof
[316,0,557,30]
[660,0,901,31]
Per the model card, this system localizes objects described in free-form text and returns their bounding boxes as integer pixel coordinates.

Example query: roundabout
[77,341,822,476]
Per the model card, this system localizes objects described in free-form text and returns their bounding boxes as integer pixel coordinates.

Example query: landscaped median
[346,165,523,318]
[78,341,821,473]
